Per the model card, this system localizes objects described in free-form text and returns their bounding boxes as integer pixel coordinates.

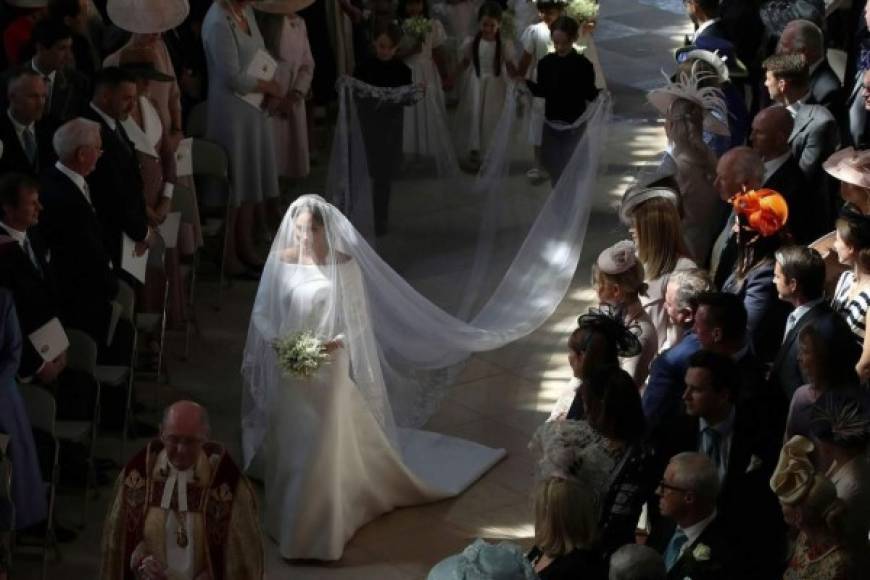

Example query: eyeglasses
[657,479,691,494]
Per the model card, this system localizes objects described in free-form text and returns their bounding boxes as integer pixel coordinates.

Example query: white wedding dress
[245,256,505,561]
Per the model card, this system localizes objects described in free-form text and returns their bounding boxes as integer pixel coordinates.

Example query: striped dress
[832,271,870,342]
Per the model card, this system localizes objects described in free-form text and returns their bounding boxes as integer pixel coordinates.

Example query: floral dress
[783,533,849,580]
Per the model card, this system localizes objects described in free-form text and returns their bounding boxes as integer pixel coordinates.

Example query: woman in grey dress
[203,0,284,275]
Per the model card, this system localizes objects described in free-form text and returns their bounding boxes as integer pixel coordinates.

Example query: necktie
[702,426,722,470]
[115,122,133,155]
[22,236,42,277]
[783,312,798,342]
[22,126,37,165]
[43,75,52,109]
[664,528,688,571]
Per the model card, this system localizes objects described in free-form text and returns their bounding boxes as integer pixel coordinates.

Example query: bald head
[714,146,764,201]
[162,400,210,437]
[778,19,824,64]
[751,106,793,161]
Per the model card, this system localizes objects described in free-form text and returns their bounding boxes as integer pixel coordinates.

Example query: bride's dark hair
[290,202,325,226]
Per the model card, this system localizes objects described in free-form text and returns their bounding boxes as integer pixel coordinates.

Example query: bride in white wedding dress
[241,195,506,561]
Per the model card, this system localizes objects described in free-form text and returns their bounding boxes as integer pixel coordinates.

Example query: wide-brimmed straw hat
[255,0,316,14]
[107,0,189,34]
[823,147,870,189]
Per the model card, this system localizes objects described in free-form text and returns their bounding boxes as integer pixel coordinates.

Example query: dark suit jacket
[769,302,856,401]
[789,103,840,181]
[807,60,846,122]
[662,408,785,580]
[0,224,59,378]
[81,105,148,285]
[0,63,89,124]
[0,111,55,176]
[663,516,736,580]
[642,332,701,428]
[722,258,790,364]
[39,165,118,344]
[764,153,820,243]
[718,0,764,66]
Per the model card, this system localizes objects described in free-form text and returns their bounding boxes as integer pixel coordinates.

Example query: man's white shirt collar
[786,91,811,117]
[678,509,718,559]
[30,60,56,83]
[54,161,91,205]
[763,151,791,182]
[0,220,26,245]
[89,102,116,131]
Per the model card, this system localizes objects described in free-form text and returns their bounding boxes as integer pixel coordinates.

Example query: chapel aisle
[11,1,689,578]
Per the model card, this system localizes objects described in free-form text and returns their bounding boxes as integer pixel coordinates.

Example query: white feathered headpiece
[529,420,614,501]
[647,63,730,136]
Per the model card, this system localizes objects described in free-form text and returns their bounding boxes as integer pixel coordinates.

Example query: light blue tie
[702,427,722,470]
[664,528,688,571]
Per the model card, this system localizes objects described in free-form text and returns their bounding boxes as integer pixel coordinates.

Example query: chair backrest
[19,383,56,436]
[65,328,98,376]
[191,138,230,182]
[172,184,197,225]
[185,101,208,138]
[115,280,136,323]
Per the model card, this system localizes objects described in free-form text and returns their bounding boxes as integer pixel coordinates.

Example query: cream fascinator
[647,63,730,136]
[427,539,538,580]
[529,420,614,500]
[770,435,815,505]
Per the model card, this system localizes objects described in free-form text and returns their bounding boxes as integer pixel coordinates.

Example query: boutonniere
[746,454,763,473]
[692,543,711,562]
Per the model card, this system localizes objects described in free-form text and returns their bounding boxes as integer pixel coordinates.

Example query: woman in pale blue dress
[0,289,46,531]
[202,0,284,275]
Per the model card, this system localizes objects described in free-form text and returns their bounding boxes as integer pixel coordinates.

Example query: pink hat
[823,147,870,189]
[597,240,638,275]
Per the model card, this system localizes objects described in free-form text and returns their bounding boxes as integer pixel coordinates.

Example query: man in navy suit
[0,69,55,176]
[770,245,859,400]
[683,0,729,46]
[655,452,734,580]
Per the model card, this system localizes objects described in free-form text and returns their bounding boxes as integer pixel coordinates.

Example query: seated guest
[777,20,845,121]
[581,366,656,556]
[811,393,870,577]
[643,270,712,428]
[721,188,791,364]
[428,539,538,580]
[594,240,658,387]
[663,268,712,349]
[750,106,817,243]
[770,436,850,580]
[23,17,89,124]
[550,309,640,421]
[831,209,870,381]
[608,544,665,580]
[39,118,132,365]
[786,323,861,443]
[620,184,697,349]
[100,400,264,579]
[83,66,153,285]
[654,452,735,579]
[771,245,857,402]
[0,290,47,535]
[0,172,66,384]
[668,351,785,579]
[709,146,764,289]
[0,68,54,176]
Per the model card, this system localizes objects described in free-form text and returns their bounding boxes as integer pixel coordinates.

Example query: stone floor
[11,1,687,577]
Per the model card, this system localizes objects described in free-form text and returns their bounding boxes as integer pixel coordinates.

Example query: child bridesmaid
[397,0,450,157]
[456,1,517,170]
[256,0,316,182]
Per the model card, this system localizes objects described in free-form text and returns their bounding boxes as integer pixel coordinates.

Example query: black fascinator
[576,305,642,358]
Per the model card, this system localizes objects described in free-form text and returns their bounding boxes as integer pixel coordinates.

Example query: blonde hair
[632,197,688,280]
[593,261,648,299]
[534,478,599,556]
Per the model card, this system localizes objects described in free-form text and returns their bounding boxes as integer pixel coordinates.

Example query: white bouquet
[402,16,432,41]
[273,331,329,378]
[566,0,599,24]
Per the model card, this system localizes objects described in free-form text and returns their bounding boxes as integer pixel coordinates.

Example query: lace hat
[107,0,189,34]
[255,0,316,14]
[731,188,788,237]
[648,64,730,136]
[597,240,637,275]
[823,147,870,189]
[427,539,538,580]
[674,36,748,82]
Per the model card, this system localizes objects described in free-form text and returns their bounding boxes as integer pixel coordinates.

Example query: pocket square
[746,454,763,473]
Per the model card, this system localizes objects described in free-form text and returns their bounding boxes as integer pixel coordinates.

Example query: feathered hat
[647,63,730,136]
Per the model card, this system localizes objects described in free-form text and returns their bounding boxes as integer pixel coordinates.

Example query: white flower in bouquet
[402,16,432,41]
[566,0,599,24]
[273,331,329,378]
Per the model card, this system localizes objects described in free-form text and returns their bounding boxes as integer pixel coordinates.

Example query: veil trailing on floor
[305,76,611,432]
